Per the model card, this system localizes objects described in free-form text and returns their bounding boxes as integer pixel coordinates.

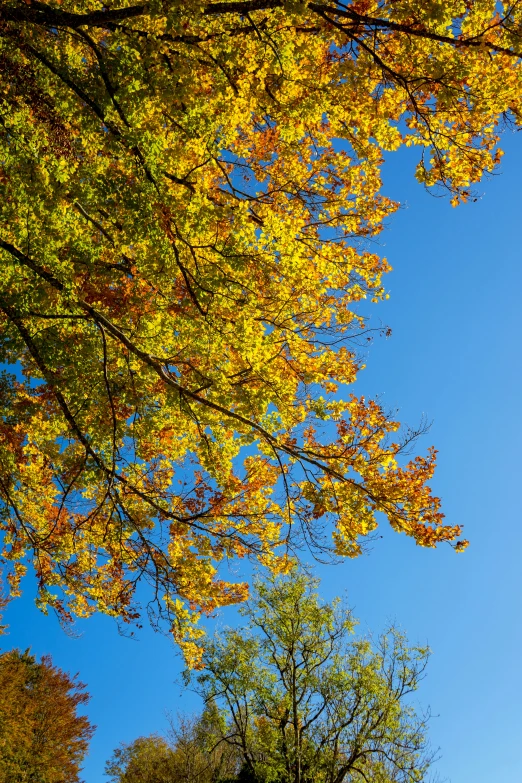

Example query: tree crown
[2,0,519,659]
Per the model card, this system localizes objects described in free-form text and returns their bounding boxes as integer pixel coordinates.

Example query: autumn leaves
[0,0,520,660]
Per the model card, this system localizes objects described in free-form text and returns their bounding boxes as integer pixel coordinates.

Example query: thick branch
[0,2,147,29]
[205,0,522,59]
[204,0,282,13]
[3,0,520,62]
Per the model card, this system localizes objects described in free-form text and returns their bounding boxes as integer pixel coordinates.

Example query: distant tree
[105,735,178,783]
[0,649,94,783]
[106,704,240,783]
[167,703,240,783]
[193,571,434,783]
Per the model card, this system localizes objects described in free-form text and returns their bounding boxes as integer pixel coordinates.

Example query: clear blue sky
[3,131,522,783]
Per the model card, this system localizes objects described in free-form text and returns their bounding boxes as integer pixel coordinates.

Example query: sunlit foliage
[2,0,520,660]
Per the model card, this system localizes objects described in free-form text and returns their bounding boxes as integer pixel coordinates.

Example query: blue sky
[3,130,522,783]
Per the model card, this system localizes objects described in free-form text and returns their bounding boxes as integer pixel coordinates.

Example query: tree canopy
[0,648,94,783]
[2,0,521,660]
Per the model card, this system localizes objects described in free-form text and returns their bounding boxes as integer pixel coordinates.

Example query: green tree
[0,649,94,783]
[193,572,434,783]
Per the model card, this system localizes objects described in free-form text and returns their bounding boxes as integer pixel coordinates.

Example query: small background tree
[105,735,179,783]
[106,705,240,783]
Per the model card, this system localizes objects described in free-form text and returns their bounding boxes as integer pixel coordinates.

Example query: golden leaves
[4,0,516,656]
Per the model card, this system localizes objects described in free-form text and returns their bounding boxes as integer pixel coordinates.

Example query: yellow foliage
[0,0,513,657]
